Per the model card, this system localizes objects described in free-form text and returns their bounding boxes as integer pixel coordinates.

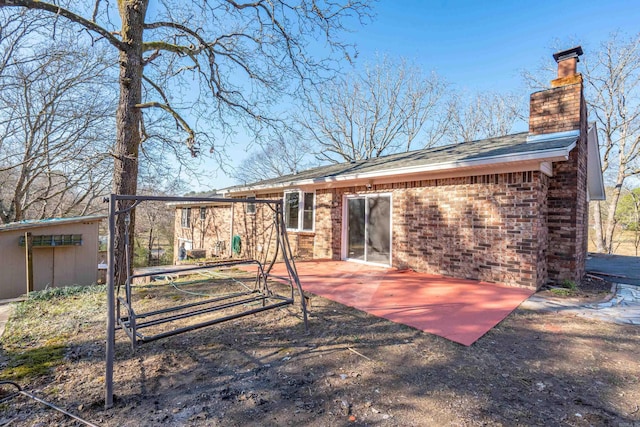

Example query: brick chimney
[529,46,585,135]
[552,46,583,82]
[528,46,589,287]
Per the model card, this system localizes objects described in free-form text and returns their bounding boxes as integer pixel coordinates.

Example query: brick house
[174,47,605,289]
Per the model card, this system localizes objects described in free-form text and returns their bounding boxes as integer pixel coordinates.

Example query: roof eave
[226,145,576,195]
[0,215,106,233]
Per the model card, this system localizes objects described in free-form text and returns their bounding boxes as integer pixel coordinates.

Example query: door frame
[341,192,393,266]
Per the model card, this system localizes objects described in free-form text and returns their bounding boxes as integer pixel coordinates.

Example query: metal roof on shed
[0,215,106,233]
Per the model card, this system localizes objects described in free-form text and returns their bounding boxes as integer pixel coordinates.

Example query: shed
[0,215,105,299]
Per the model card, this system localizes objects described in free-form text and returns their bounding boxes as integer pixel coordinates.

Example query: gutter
[224,143,576,195]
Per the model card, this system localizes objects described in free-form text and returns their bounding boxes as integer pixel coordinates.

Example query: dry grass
[1,272,639,426]
[589,228,640,256]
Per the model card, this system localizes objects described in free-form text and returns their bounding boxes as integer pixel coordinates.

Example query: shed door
[346,195,391,265]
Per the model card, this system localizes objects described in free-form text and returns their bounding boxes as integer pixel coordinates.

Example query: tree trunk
[112,0,148,286]
[592,202,606,253]
[147,227,154,267]
[604,176,625,254]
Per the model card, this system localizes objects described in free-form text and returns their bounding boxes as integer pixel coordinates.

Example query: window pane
[367,196,391,264]
[347,198,365,260]
[200,207,206,220]
[303,211,313,230]
[302,192,314,230]
[285,192,299,229]
[246,196,256,214]
[181,208,191,228]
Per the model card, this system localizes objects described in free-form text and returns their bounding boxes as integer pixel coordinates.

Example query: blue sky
[355,0,639,92]
[195,0,640,191]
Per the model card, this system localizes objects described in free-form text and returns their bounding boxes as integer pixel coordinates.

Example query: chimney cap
[553,46,584,63]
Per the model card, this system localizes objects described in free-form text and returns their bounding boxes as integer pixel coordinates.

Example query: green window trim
[19,234,83,247]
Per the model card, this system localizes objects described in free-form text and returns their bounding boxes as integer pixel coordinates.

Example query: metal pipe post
[105,194,116,409]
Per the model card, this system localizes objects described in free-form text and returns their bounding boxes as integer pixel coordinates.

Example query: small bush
[26,284,106,302]
[550,288,573,297]
[560,279,577,290]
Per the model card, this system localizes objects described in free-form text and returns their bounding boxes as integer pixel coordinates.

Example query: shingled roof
[224,130,582,194]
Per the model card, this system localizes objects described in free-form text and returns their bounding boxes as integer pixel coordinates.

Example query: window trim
[200,207,207,221]
[181,207,191,228]
[284,190,315,232]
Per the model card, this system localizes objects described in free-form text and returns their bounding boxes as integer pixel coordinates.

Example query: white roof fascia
[229,143,576,194]
[526,129,580,143]
[311,146,574,183]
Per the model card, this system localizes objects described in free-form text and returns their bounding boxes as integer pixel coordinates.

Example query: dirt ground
[1,272,639,426]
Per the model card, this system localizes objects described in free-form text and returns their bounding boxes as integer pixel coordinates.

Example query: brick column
[529,76,589,285]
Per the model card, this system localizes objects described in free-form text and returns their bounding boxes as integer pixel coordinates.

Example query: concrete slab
[262,260,534,346]
[521,284,640,325]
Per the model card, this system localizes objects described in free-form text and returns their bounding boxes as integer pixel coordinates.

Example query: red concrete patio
[268,260,534,346]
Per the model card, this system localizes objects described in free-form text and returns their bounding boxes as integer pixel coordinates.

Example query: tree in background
[586,34,640,253]
[446,91,524,143]
[133,179,184,267]
[0,14,115,223]
[525,33,640,254]
[233,133,316,184]
[236,54,527,183]
[0,0,371,285]
[300,56,450,163]
[615,187,640,255]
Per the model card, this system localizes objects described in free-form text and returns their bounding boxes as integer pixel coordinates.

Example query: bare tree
[0,32,115,223]
[134,179,183,267]
[615,186,640,255]
[301,55,450,163]
[0,9,48,74]
[585,34,640,253]
[446,91,525,143]
[0,0,371,284]
[524,34,640,254]
[233,133,316,184]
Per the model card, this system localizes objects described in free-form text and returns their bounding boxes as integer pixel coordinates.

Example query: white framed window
[181,207,191,228]
[200,207,207,220]
[284,190,314,231]
[246,196,256,215]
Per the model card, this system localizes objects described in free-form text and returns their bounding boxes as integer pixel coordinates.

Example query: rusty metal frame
[105,194,307,409]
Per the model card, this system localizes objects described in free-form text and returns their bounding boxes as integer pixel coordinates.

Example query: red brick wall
[223,193,320,263]
[313,189,340,259]
[311,176,548,289]
[230,194,281,263]
[529,80,582,135]
[530,78,589,284]
[390,173,547,288]
[174,205,232,262]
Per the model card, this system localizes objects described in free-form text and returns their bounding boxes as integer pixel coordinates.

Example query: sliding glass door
[346,195,391,265]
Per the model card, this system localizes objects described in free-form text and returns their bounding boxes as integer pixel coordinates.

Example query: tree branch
[0,0,126,50]
[135,101,198,156]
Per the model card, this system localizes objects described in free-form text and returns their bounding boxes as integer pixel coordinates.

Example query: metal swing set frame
[105,194,308,409]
